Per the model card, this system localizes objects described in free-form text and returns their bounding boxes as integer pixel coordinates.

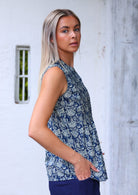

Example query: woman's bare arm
[29,67,98,180]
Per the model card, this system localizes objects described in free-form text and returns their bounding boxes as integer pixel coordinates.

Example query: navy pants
[49,178,100,195]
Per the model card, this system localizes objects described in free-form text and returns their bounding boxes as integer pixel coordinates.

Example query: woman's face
[56,15,81,57]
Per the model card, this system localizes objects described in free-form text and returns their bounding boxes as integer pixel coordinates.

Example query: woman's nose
[70,31,77,38]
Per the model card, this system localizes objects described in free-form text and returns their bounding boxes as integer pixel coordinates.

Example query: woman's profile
[29,9,107,195]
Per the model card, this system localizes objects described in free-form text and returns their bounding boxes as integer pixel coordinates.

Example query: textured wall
[110,0,138,194]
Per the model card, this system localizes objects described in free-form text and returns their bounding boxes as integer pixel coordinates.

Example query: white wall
[0,0,110,194]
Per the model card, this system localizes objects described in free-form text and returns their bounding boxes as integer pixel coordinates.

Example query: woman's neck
[59,52,74,67]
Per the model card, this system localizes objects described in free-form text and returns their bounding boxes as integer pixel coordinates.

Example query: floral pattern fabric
[42,60,108,182]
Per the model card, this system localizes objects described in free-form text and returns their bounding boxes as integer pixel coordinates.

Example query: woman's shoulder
[42,62,64,78]
[42,65,65,82]
[40,64,67,97]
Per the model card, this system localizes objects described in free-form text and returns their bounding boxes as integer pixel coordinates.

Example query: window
[15,46,30,104]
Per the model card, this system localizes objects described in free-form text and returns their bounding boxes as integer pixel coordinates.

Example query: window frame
[15,45,30,104]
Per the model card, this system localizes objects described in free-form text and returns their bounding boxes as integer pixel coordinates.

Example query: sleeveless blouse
[42,60,108,182]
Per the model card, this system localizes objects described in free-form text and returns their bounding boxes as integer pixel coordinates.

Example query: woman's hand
[73,155,99,181]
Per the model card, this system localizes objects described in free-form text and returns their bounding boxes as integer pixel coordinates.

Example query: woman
[29,9,107,195]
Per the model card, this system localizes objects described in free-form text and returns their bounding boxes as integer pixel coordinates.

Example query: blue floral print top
[42,60,108,182]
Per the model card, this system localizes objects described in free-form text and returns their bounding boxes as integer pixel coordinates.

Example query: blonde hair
[38,9,80,90]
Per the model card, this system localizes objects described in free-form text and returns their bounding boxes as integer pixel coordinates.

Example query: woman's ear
[51,38,54,43]
[50,33,54,43]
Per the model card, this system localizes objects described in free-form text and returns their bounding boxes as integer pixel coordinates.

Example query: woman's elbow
[28,122,37,139]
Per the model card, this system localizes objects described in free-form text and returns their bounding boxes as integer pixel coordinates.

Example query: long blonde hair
[38,9,80,90]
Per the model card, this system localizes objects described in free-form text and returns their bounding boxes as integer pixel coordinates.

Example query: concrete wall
[0,0,109,194]
[110,0,138,194]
